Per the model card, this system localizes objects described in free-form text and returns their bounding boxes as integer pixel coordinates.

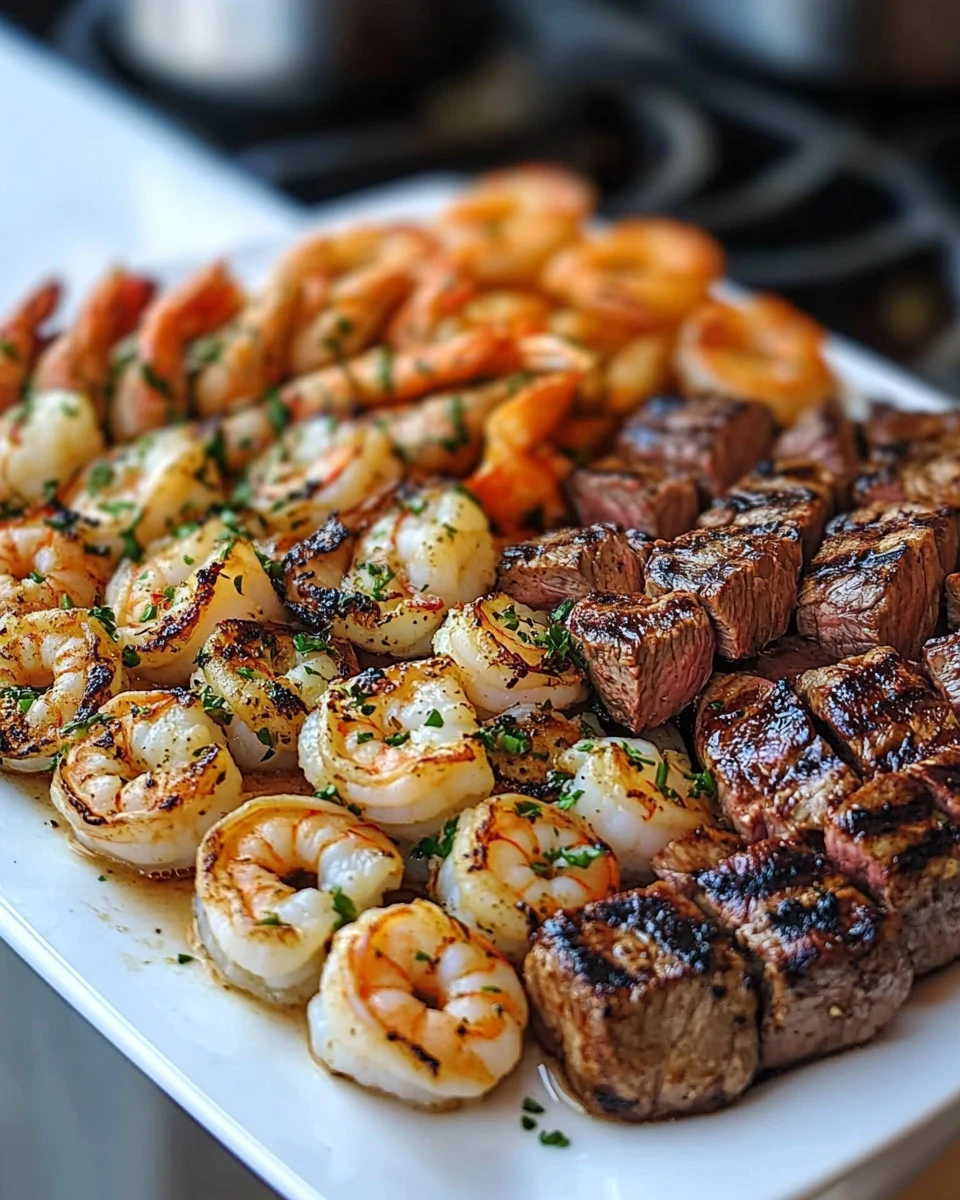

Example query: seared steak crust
[864,401,960,456]
[853,440,960,510]
[695,673,859,841]
[565,457,700,541]
[645,524,801,659]
[496,523,646,609]
[616,393,775,499]
[923,632,960,714]
[569,590,715,732]
[523,883,758,1120]
[825,772,960,975]
[773,398,859,505]
[826,502,960,575]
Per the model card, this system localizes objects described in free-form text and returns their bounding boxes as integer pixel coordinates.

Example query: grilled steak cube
[796,509,944,659]
[697,459,833,562]
[923,632,960,713]
[826,502,959,575]
[746,634,837,682]
[773,398,859,505]
[496,524,647,609]
[797,647,960,818]
[565,457,699,541]
[825,772,960,975]
[853,442,960,510]
[645,525,801,659]
[653,825,746,889]
[523,883,758,1120]
[569,591,715,732]
[947,572,960,630]
[864,401,960,456]
[616,393,775,499]
[478,705,583,799]
[696,673,859,841]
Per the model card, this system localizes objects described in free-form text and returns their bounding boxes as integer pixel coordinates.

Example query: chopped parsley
[331,887,357,931]
[707,699,725,712]
[176,953,194,965]
[495,605,520,631]
[293,632,330,654]
[198,685,232,725]
[384,730,410,747]
[139,603,157,623]
[620,742,656,770]
[26,571,45,584]
[439,394,469,453]
[522,1097,545,1114]
[521,1116,538,1132]
[89,605,118,639]
[257,913,288,927]
[140,362,172,398]
[122,646,141,669]
[86,462,115,494]
[513,799,541,820]
[256,727,276,760]
[411,816,458,861]
[655,759,678,799]
[414,950,433,964]
[375,345,394,394]
[424,709,444,728]
[358,561,395,601]
[264,387,289,436]
[539,1130,570,1148]
[474,716,531,756]
[2,684,45,715]
[543,844,608,871]
[549,597,575,624]
[689,769,717,800]
[355,731,374,745]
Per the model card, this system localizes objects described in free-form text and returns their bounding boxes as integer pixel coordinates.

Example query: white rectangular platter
[2,184,959,1200]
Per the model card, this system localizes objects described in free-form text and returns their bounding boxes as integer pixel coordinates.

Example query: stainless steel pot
[652,0,960,87]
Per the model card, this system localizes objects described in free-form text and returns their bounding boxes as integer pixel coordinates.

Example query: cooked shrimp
[542,218,724,330]
[195,794,403,1004]
[555,735,718,883]
[0,607,123,771]
[110,261,243,441]
[0,389,105,509]
[604,331,676,414]
[64,426,225,561]
[307,898,527,1107]
[34,268,154,417]
[476,703,584,797]
[191,620,358,771]
[243,418,402,534]
[0,280,60,412]
[279,513,358,629]
[434,593,588,717]
[433,290,553,343]
[674,295,836,425]
[50,689,243,873]
[107,517,287,685]
[298,657,494,838]
[387,257,477,348]
[438,163,595,285]
[430,793,619,961]
[0,505,111,614]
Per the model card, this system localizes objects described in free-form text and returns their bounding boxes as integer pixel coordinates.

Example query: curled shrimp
[110,261,243,441]
[298,657,494,839]
[0,280,60,412]
[307,898,528,1107]
[0,389,106,509]
[191,619,358,771]
[438,163,595,285]
[50,689,243,874]
[674,295,836,425]
[386,257,477,349]
[195,794,404,1005]
[542,218,724,330]
[430,793,619,962]
[34,268,154,418]
[0,607,123,771]
[0,505,111,615]
[107,517,287,685]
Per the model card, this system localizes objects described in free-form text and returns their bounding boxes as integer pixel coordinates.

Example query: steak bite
[797,647,960,819]
[645,524,801,660]
[853,442,960,510]
[569,591,715,732]
[654,835,912,1069]
[825,772,960,975]
[695,673,859,842]
[616,393,776,499]
[496,524,646,609]
[565,457,699,541]
[864,400,960,456]
[923,632,960,713]
[826,502,960,575]
[523,883,759,1121]
[773,398,859,505]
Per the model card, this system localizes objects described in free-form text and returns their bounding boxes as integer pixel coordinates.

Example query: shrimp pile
[0,162,846,1114]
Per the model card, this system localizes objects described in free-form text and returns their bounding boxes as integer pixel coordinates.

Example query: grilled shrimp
[477,703,584,797]
[430,793,619,961]
[307,898,528,1107]
[555,735,718,883]
[195,794,403,1004]
[191,620,358,771]
[0,280,60,412]
[298,658,494,838]
[542,218,724,330]
[433,593,588,717]
[386,257,477,348]
[107,517,287,684]
[243,417,402,534]
[0,390,105,508]
[0,607,123,771]
[50,689,243,873]
[34,268,154,417]
[64,426,225,561]
[437,163,595,285]
[674,295,836,425]
[0,506,111,615]
[110,261,243,441]
[334,481,497,657]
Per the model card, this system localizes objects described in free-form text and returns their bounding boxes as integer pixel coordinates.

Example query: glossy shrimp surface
[195,794,404,1005]
[430,793,619,961]
[298,657,494,838]
[0,506,111,615]
[0,389,105,508]
[51,689,243,873]
[0,280,60,412]
[307,899,528,1107]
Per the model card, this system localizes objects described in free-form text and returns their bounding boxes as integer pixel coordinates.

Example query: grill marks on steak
[652,833,912,1070]
[863,401,960,457]
[773,398,860,506]
[565,457,700,541]
[827,502,960,575]
[645,524,802,660]
[496,523,648,609]
[569,590,715,732]
[695,673,859,841]
[825,772,960,976]
[616,393,776,499]
[523,883,759,1120]
[853,439,960,510]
